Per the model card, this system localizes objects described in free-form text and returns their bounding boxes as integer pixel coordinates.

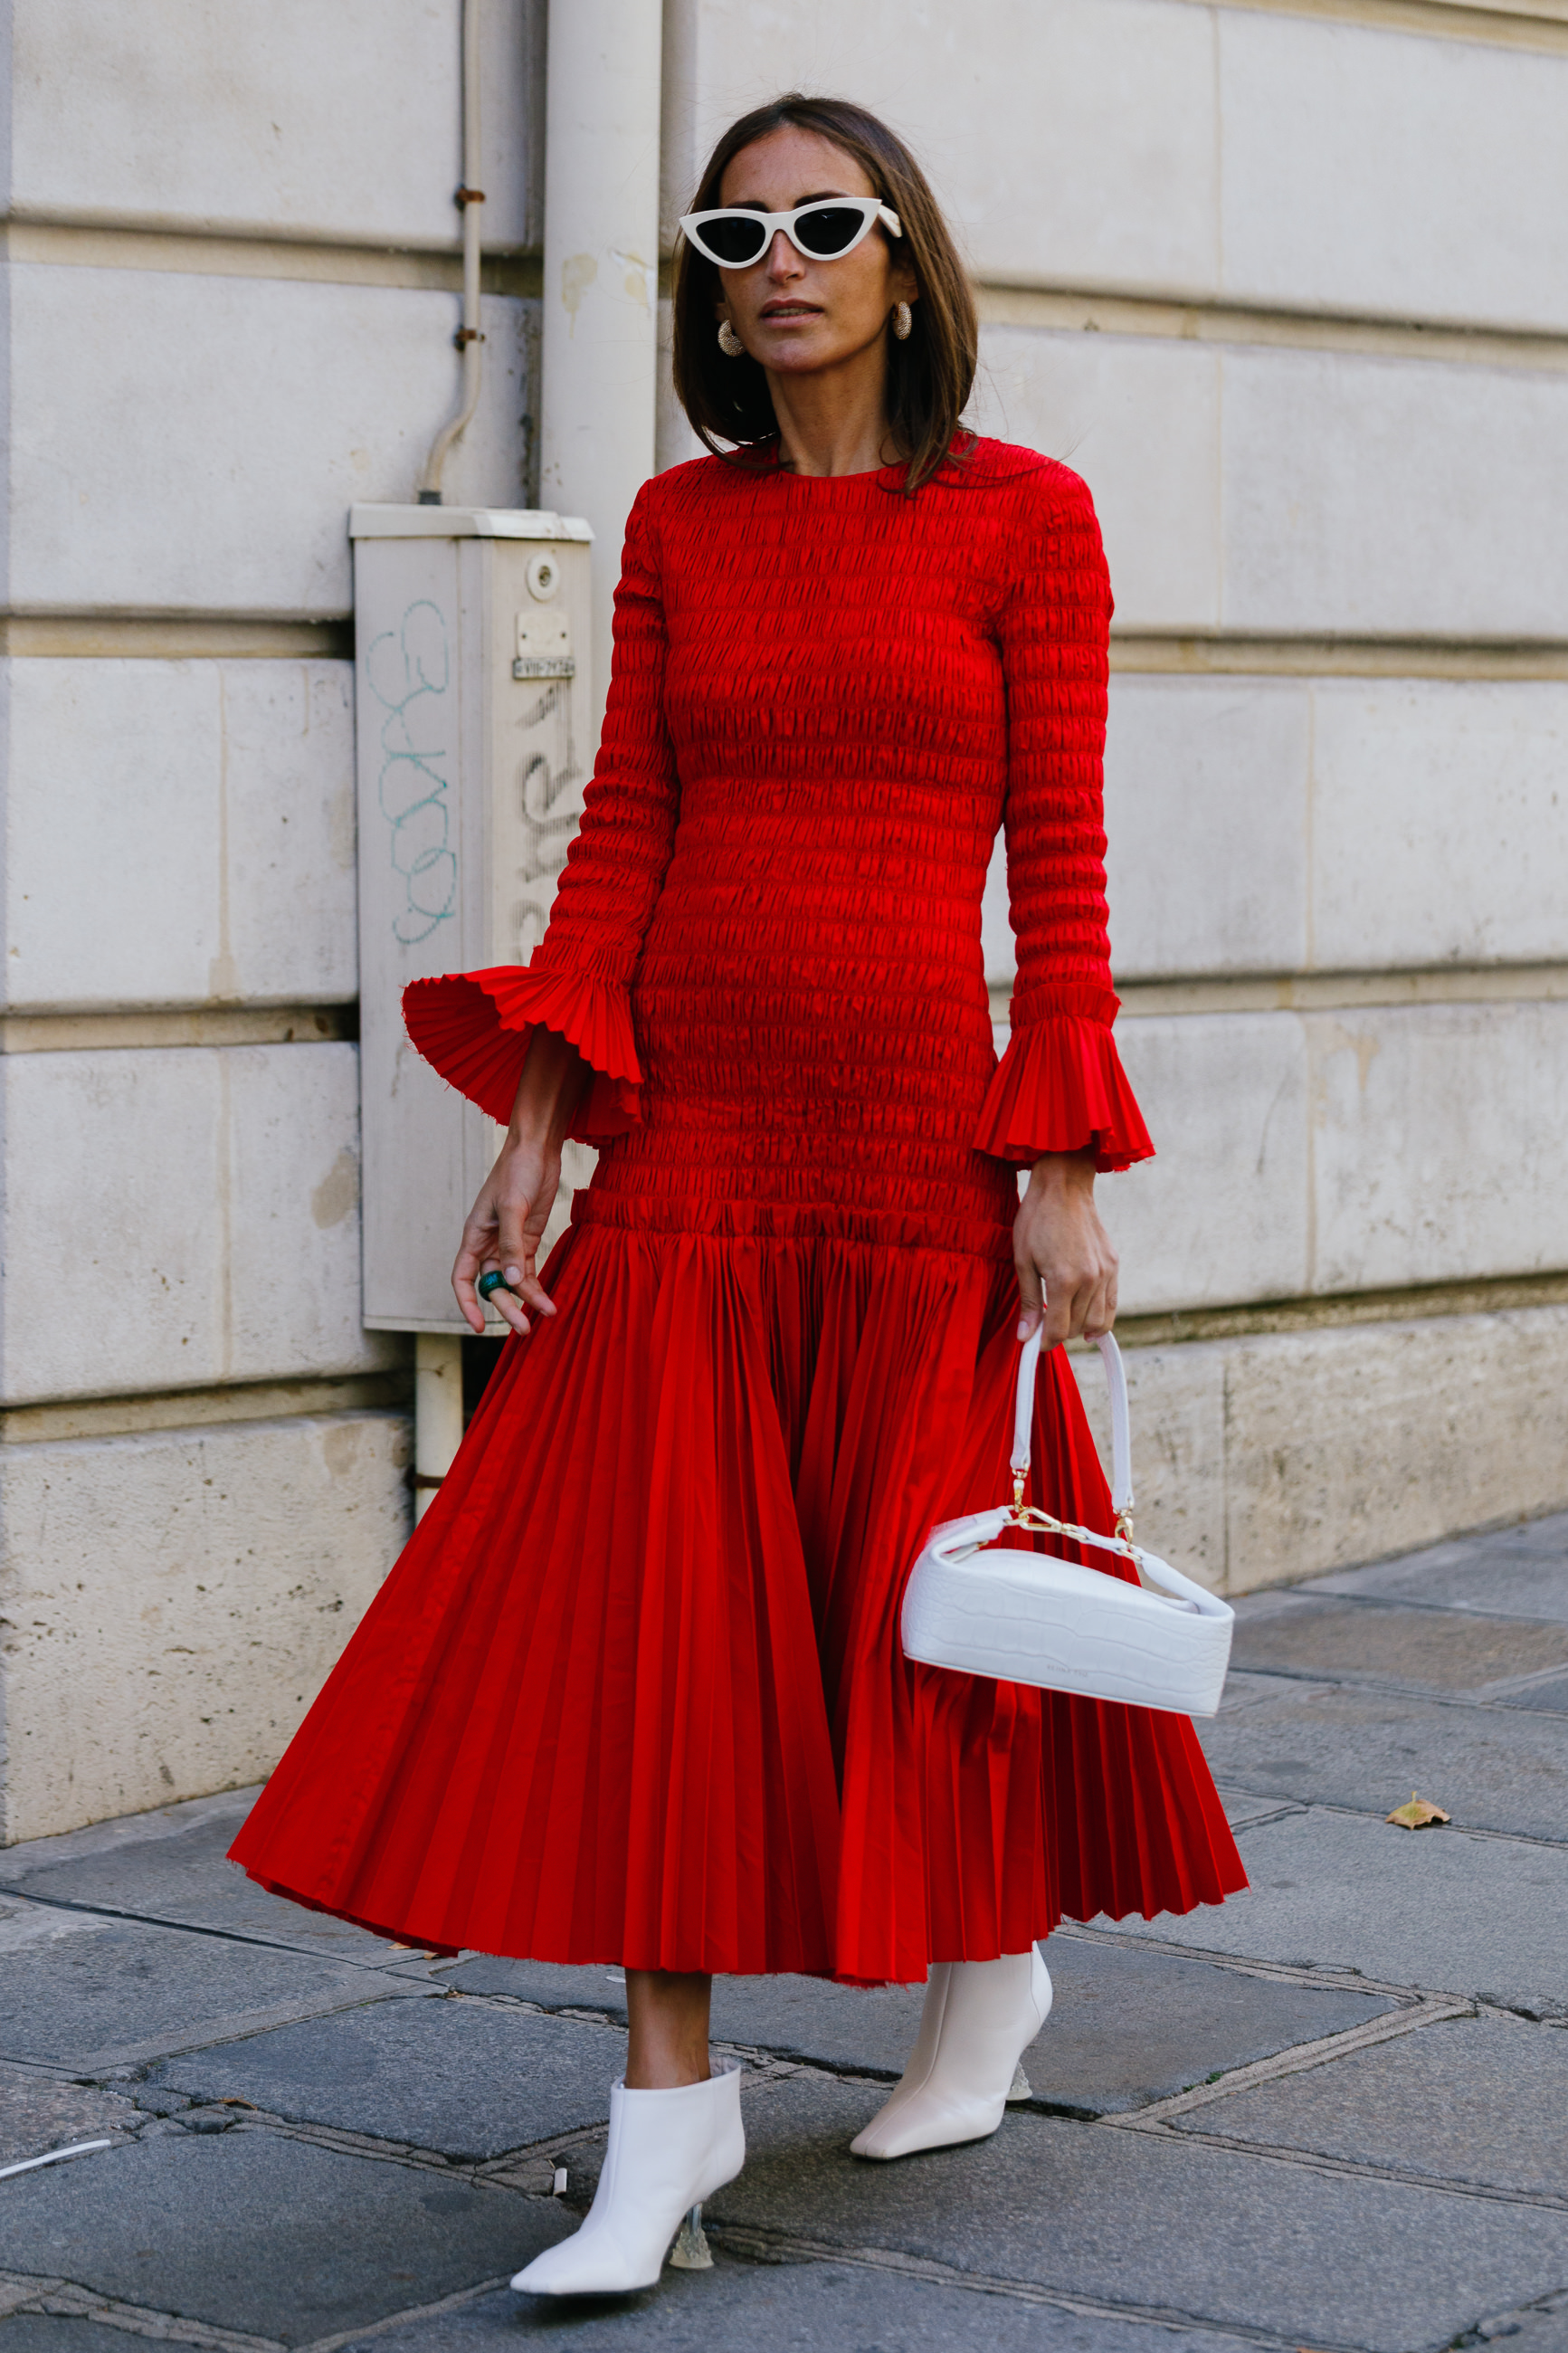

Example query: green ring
[477,1270,513,1300]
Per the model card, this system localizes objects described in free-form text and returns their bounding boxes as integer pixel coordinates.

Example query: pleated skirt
[230,1201,1245,1983]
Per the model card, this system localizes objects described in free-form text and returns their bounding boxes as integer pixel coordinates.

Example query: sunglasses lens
[699,214,768,266]
[794,205,867,257]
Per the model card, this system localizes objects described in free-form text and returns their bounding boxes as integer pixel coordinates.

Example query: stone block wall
[0,0,546,1842]
[4,0,1564,1840]
[662,0,1568,1592]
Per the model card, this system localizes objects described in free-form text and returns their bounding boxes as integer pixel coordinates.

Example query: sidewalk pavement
[3,1515,1565,2353]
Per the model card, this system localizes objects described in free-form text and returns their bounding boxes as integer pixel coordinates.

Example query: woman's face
[714,126,916,379]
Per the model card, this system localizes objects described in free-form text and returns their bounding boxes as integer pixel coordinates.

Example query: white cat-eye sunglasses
[678,198,904,271]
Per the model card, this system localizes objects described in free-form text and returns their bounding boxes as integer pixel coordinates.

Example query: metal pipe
[539,0,663,736]
[409,7,481,1515]
[414,1335,465,1523]
[418,0,485,503]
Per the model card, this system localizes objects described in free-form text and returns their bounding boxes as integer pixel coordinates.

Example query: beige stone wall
[0,1409,411,1845]
[1071,1305,1568,1596]
[3,0,1563,1837]
[661,0,1568,1587]
[0,0,546,1841]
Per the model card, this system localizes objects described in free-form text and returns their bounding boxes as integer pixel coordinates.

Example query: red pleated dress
[231,439,1245,1983]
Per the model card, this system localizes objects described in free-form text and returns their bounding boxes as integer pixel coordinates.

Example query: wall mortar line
[2,216,541,297]
[0,1371,410,1446]
[0,615,352,659]
[1108,633,1568,679]
[0,1007,359,1053]
[1190,0,1568,53]
[977,284,1568,369]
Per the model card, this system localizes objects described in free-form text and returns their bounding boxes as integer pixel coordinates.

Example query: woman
[232,92,1244,2298]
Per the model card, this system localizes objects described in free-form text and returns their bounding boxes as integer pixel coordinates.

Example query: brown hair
[671,93,977,494]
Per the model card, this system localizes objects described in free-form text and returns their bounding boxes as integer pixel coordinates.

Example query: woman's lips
[759,303,822,320]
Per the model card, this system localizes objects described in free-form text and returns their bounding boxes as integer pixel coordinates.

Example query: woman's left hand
[1013,1151,1118,1348]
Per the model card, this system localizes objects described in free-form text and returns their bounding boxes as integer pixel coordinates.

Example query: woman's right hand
[451,1135,562,1338]
[451,1024,591,1338]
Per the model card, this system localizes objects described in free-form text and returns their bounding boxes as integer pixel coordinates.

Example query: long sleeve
[974,466,1153,1174]
[403,484,680,1139]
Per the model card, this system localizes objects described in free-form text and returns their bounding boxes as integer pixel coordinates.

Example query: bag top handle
[1011,1326,1134,1520]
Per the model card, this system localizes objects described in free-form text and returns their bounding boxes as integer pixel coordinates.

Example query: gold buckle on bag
[1003,1499,1140,1566]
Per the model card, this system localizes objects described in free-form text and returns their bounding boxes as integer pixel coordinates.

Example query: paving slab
[0,2064,140,2170]
[1212,1666,1333,1716]
[1305,1519,1568,1620]
[1228,1597,1568,1694]
[1492,1510,1568,1555]
[1100,1808,1568,2015]
[1172,2010,1568,2196]
[0,1796,405,1970]
[1026,1941,1395,2117]
[0,1786,259,1872]
[0,2326,153,2353]
[1483,2299,1568,2353]
[1217,1789,1297,1828]
[1196,1681,1568,1840]
[148,1996,627,2158]
[442,1955,632,2018]
[444,1943,1392,2119]
[695,2075,1568,2353]
[0,2129,555,2346]
[350,2271,1267,2353]
[0,1899,127,1961]
[1497,1676,1568,1714]
[0,1912,427,2072]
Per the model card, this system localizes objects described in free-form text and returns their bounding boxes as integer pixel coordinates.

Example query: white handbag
[900,1327,1234,1717]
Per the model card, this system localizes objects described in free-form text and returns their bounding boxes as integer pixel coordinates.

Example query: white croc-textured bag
[901,1327,1234,1717]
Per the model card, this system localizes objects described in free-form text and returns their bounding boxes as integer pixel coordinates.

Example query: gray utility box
[351,504,594,1334]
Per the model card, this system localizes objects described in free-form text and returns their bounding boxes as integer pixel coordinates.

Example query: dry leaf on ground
[1386,1791,1451,1829]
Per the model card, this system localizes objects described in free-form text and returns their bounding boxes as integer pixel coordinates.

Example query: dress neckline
[774,462,905,491]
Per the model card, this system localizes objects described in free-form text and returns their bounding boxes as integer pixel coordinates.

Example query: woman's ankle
[623,2052,712,2090]
[624,1967,714,2089]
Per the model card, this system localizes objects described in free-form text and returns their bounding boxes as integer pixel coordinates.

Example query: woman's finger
[1015,1254,1045,1341]
[478,1263,533,1338]
[512,1270,556,1319]
[1081,1266,1116,1340]
[1064,1268,1100,1346]
[493,1197,559,1323]
[451,1246,491,1332]
[497,1180,556,1290]
[451,1212,501,1333]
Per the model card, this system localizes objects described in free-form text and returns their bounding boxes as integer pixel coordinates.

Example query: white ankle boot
[851,1947,1051,2160]
[511,2062,745,2297]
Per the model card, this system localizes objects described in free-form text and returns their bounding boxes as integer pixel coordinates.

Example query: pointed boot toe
[850,2091,1002,2161]
[511,2062,745,2299]
[510,2226,651,2298]
[850,1948,1053,2162]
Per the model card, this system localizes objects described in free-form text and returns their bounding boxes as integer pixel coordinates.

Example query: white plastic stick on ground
[0,2139,114,2181]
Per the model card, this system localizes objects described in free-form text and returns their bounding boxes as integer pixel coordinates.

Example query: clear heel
[1006,2059,1032,2102]
[669,2203,713,2270]
[510,2066,743,2296]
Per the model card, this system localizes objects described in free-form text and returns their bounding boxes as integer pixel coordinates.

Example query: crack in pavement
[694,2224,1361,2349]
[0,1885,442,1975]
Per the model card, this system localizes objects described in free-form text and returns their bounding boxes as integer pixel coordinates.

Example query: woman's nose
[764,230,803,280]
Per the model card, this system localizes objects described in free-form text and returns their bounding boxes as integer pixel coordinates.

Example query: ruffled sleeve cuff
[974,1015,1154,1173]
[402,960,642,1142]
